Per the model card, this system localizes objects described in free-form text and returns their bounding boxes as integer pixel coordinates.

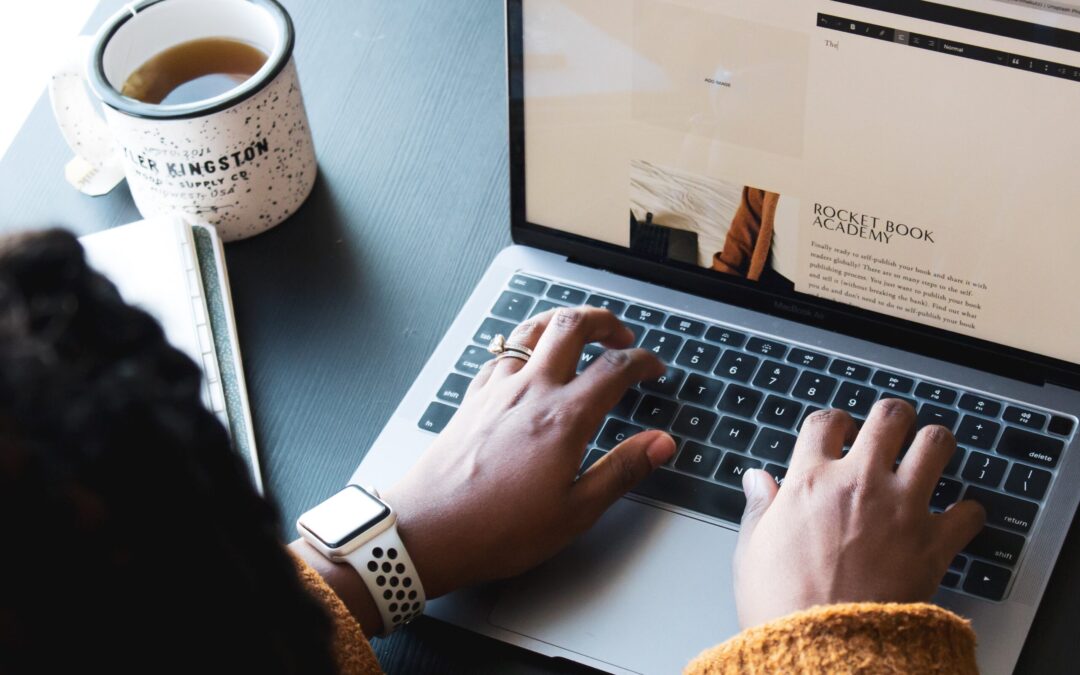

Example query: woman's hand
[733,400,986,629]
[384,307,676,599]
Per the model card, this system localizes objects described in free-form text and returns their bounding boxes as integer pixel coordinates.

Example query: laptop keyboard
[418,273,1076,603]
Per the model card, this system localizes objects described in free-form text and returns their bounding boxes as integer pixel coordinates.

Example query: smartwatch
[296,485,426,634]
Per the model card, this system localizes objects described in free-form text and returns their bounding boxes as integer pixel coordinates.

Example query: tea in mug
[120,37,268,105]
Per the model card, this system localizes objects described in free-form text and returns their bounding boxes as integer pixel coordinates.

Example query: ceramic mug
[49,0,317,241]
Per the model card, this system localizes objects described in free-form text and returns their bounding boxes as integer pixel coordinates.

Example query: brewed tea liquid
[120,37,268,105]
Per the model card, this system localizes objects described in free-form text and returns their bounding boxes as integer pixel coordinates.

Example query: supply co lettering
[812,203,934,245]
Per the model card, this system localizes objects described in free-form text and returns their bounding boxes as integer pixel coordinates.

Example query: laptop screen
[519,0,1080,368]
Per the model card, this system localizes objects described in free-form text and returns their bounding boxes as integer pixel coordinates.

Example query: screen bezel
[505,0,1080,390]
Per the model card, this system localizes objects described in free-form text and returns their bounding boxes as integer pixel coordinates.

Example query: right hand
[732,400,986,629]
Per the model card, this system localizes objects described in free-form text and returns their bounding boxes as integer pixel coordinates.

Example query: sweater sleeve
[684,602,978,675]
[292,554,385,675]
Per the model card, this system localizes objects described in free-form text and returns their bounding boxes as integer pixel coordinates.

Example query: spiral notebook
[80,217,262,492]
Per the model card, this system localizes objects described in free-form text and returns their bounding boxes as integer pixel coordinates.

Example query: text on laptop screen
[522,0,1080,365]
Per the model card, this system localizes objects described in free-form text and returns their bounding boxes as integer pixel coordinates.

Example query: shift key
[580,450,745,523]
[997,427,1064,468]
[964,525,1025,567]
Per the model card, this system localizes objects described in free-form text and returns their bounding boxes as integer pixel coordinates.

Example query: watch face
[299,486,390,549]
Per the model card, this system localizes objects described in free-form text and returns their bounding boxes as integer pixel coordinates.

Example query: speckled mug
[49,0,316,241]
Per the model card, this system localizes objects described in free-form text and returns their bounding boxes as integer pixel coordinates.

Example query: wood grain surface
[0,1,1076,673]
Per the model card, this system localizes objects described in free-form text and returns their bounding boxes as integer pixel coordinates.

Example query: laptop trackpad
[488,498,742,675]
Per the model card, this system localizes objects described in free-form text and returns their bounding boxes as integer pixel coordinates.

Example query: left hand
[383,306,676,599]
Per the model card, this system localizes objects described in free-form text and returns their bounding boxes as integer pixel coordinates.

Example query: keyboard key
[798,406,823,430]
[832,382,876,416]
[672,406,719,440]
[715,350,760,382]
[945,446,966,476]
[718,385,763,418]
[641,366,687,397]
[473,317,517,346]
[715,453,763,488]
[596,419,644,449]
[750,428,797,463]
[963,560,1011,601]
[455,345,494,375]
[633,396,679,429]
[585,294,626,315]
[950,555,968,571]
[764,463,788,487]
[712,416,757,452]
[872,370,915,393]
[828,359,871,381]
[752,360,798,393]
[914,382,958,405]
[529,300,563,318]
[955,415,1000,449]
[625,304,664,325]
[791,372,838,405]
[745,337,788,358]
[757,395,803,429]
[916,404,959,431]
[675,340,721,372]
[930,478,962,510]
[436,373,472,405]
[509,274,547,295]
[997,427,1064,468]
[962,451,1008,487]
[1003,406,1047,430]
[624,322,645,346]
[628,459,747,523]
[608,391,640,420]
[577,344,605,372]
[958,394,1002,417]
[491,291,534,321]
[964,526,1024,567]
[580,448,605,473]
[787,348,829,369]
[678,374,725,408]
[1048,415,1075,436]
[418,402,456,433]
[963,486,1038,533]
[546,284,586,305]
[942,571,961,589]
[704,326,747,347]
[1003,463,1052,501]
[879,392,918,410]
[664,315,706,337]
[640,330,684,362]
[675,442,722,477]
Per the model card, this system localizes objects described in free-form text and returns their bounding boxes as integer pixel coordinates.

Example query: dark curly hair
[0,230,338,674]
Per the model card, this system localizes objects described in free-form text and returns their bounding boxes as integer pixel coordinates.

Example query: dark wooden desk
[1,1,1076,672]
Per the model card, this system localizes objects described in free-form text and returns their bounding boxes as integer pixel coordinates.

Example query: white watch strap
[342,525,426,635]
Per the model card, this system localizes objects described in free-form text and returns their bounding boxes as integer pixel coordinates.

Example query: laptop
[352,1,1080,672]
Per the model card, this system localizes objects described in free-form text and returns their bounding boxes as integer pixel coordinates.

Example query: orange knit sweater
[294,556,979,674]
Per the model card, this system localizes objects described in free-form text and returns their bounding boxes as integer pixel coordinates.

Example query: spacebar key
[581,450,747,523]
[634,467,746,523]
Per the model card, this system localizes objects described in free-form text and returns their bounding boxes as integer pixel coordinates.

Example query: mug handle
[48,36,126,196]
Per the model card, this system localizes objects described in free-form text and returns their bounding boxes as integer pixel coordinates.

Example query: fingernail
[644,433,676,469]
[742,469,763,498]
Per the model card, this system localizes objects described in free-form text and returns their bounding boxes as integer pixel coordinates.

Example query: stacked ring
[488,334,534,363]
